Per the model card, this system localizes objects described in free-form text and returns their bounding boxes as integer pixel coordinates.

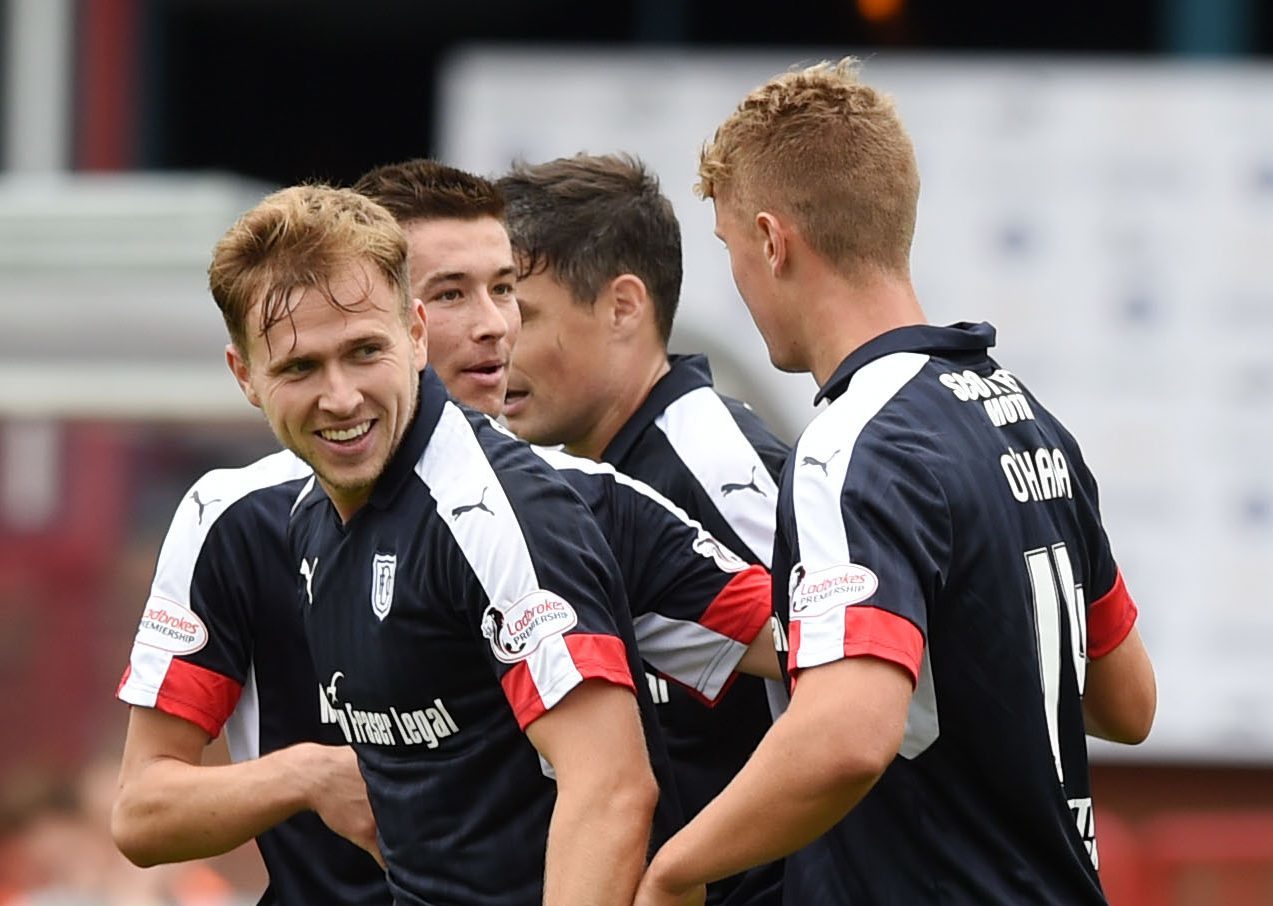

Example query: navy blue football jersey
[290,369,679,906]
[775,322,1139,905]
[117,451,391,906]
[529,445,773,706]
[603,353,788,906]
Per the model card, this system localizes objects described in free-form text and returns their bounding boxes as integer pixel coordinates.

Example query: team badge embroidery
[371,553,397,621]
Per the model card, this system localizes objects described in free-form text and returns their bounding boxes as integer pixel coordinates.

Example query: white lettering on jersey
[134,597,208,655]
[318,671,460,749]
[300,558,317,606]
[1069,797,1098,869]
[788,562,879,620]
[645,671,670,705]
[481,590,578,664]
[938,369,1036,427]
[370,553,396,621]
[1000,447,1073,503]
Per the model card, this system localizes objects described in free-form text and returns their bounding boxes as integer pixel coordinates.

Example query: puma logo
[720,466,766,498]
[800,449,841,475]
[189,490,221,524]
[452,487,494,519]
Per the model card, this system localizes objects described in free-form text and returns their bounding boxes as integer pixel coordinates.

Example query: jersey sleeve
[115,478,256,738]
[434,454,637,732]
[785,426,950,686]
[1064,439,1139,658]
[612,474,773,705]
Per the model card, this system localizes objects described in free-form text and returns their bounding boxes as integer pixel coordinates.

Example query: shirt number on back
[1024,543,1087,784]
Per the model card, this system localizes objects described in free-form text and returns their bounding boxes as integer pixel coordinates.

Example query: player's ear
[408,297,428,369]
[607,273,649,336]
[225,343,261,408]
[756,211,787,276]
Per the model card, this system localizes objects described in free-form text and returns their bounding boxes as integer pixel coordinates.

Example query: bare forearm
[543,781,655,906]
[113,744,317,865]
[648,711,877,891]
[642,658,911,902]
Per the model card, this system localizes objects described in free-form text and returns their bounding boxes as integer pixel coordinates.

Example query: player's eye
[282,359,315,376]
[433,288,463,303]
[493,283,515,297]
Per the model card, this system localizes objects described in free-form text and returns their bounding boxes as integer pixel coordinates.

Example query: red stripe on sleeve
[501,634,636,730]
[1087,569,1138,659]
[564,633,636,693]
[500,662,545,731]
[115,664,132,695]
[154,660,243,738]
[698,565,774,645]
[786,619,802,679]
[787,607,923,687]
[841,607,924,686]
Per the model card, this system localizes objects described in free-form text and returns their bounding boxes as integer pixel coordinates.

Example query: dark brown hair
[497,153,683,343]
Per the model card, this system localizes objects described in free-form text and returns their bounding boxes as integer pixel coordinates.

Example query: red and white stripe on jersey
[1087,569,1138,659]
[655,386,780,568]
[789,352,940,758]
[633,565,774,706]
[789,351,930,677]
[116,450,312,738]
[117,655,242,738]
[787,606,923,685]
[500,634,634,729]
[419,404,634,728]
[529,446,773,705]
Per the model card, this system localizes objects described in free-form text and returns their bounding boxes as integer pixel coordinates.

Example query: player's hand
[305,744,384,869]
[633,863,706,906]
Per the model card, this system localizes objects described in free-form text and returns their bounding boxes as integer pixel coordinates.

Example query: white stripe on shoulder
[792,352,929,568]
[418,405,582,707]
[120,450,310,703]
[532,446,704,534]
[654,386,779,567]
[418,404,541,596]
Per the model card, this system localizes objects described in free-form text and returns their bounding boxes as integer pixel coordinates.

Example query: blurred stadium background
[2,0,1272,903]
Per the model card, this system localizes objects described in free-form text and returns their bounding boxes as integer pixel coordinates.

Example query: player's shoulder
[190,450,313,515]
[799,352,948,481]
[169,450,313,546]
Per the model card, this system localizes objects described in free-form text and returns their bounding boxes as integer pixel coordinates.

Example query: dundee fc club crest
[371,553,397,621]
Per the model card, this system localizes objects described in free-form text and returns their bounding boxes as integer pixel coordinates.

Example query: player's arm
[1083,624,1155,744]
[525,679,658,906]
[636,655,911,905]
[112,706,381,867]
[736,628,782,681]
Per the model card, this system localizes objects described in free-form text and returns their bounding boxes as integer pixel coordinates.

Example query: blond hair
[697,58,919,277]
[208,184,410,356]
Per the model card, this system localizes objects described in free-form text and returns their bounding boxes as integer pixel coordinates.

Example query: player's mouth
[503,387,529,418]
[460,359,507,389]
[315,420,375,451]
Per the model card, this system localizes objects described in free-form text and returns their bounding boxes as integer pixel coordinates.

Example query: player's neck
[804,269,926,388]
[565,350,670,461]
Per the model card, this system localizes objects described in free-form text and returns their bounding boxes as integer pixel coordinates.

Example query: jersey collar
[814,322,997,405]
[368,366,450,510]
[601,353,715,464]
